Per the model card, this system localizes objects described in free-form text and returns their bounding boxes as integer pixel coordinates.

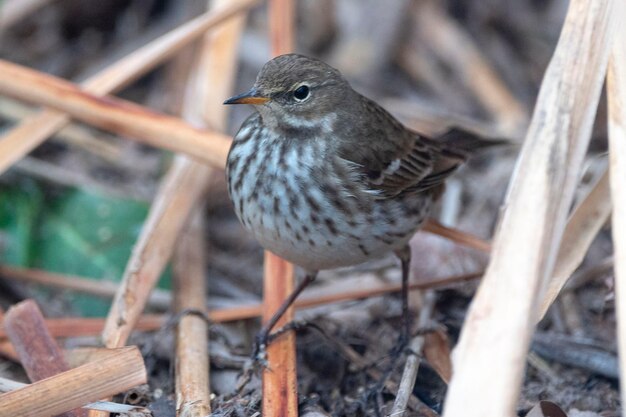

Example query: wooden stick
[390,291,436,416]
[102,157,212,348]
[0,97,124,164]
[172,1,246,415]
[174,212,211,417]
[422,218,491,253]
[0,265,171,309]
[3,300,86,417]
[0,315,164,340]
[443,2,617,416]
[4,301,70,377]
[0,0,258,175]
[0,59,232,168]
[0,272,481,340]
[262,1,299,416]
[0,377,148,414]
[537,169,611,318]
[607,10,626,410]
[102,0,249,352]
[0,346,146,417]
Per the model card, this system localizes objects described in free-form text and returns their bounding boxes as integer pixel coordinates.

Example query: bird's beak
[223,88,270,105]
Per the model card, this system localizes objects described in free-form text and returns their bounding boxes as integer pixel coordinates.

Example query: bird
[224,53,488,355]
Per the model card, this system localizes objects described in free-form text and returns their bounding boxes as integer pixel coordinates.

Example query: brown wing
[365,136,465,198]
[335,95,470,199]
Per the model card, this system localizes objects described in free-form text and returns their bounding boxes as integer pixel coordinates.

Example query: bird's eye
[293,85,310,101]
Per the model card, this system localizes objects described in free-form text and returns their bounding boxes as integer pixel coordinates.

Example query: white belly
[226,125,431,272]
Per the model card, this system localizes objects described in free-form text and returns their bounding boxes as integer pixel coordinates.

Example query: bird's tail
[434,127,514,158]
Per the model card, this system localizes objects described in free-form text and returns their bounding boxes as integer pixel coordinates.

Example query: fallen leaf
[424,328,452,383]
[525,401,568,417]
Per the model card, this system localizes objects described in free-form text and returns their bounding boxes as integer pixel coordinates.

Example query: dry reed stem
[412,2,528,135]
[0,346,146,417]
[390,291,436,416]
[0,265,171,309]
[102,156,211,348]
[0,60,232,168]
[607,12,626,410]
[262,1,299,416]
[0,0,257,175]
[174,212,210,417]
[0,97,124,163]
[4,300,85,417]
[0,315,164,340]
[0,377,149,414]
[0,272,480,340]
[538,170,611,318]
[422,218,491,253]
[172,1,245,414]
[443,2,616,416]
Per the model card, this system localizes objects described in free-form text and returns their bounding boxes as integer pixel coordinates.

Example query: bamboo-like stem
[172,1,245,413]
[422,218,491,253]
[0,265,171,309]
[0,377,149,414]
[174,212,210,417]
[102,157,212,348]
[0,97,124,163]
[263,1,299,416]
[0,60,231,168]
[1,315,164,340]
[0,272,481,340]
[390,291,436,416]
[443,2,616,416]
[0,0,258,175]
[537,170,611,318]
[607,10,626,410]
[0,347,146,417]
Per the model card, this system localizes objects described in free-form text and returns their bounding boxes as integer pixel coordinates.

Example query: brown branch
[174,212,211,417]
[0,0,258,175]
[4,300,86,417]
[172,0,246,413]
[422,218,491,253]
[0,272,481,340]
[102,157,212,348]
[0,346,146,416]
[0,377,149,414]
[262,1,299,416]
[0,59,231,168]
[0,265,171,309]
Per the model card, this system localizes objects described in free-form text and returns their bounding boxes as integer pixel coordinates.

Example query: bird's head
[224,54,351,132]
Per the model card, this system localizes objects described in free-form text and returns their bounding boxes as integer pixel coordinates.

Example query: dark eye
[293,85,310,101]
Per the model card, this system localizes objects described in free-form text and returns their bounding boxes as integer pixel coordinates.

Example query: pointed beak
[223,88,270,105]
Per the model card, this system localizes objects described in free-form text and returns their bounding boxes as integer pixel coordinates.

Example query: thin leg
[395,245,412,347]
[254,271,318,357]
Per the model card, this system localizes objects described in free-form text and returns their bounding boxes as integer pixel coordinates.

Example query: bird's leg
[394,245,412,353]
[253,271,318,362]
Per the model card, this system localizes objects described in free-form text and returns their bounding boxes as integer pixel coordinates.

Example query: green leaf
[34,189,151,316]
[0,179,43,266]
[0,183,171,317]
